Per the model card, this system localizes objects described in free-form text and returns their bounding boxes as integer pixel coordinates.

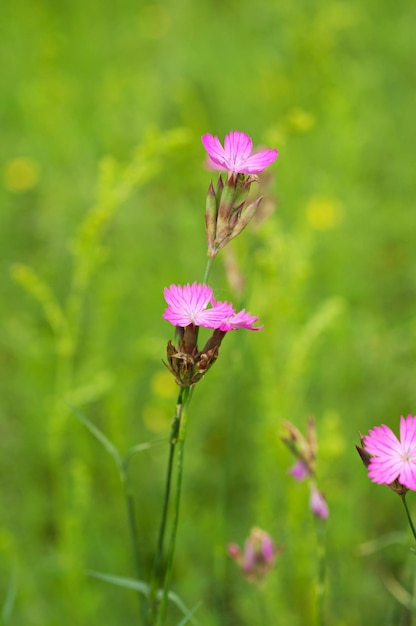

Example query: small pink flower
[309,485,329,519]
[212,301,263,331]
[288,459,311,481]
[163,282,233,329]
[201,130,278,175]
[363,415,416,490]
[163,283,263,332]
[228,527,279,584]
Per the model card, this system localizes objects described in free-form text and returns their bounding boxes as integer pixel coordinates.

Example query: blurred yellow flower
[142,406,170,433]
[151,369,177,399]
[305,196,343,231]
[3,157,40,192]
[286,107,315,133]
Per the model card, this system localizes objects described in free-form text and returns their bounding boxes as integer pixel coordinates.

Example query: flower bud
[205,173,260,257]
[228,527,280,584]
[281,417,317,477]
[309,484,329,519]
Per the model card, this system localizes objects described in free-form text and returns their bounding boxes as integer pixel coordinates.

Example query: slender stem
[148,387,188,623]
[203,256,214,284]
[314,517,327,626]
[402,494,416,543]
[157,397,189,625]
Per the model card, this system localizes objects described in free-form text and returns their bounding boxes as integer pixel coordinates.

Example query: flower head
[202,130,278,175]
[362,415,416,491]
[162,283,233,329]
[228,527,280,584]
[162,283,263,386]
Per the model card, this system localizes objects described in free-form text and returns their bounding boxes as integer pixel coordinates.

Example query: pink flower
[288,459,311,481]
[201,130,278,175]
[363,415,416,490]
[309,485,329,519]
[162,283,233,329]
[163,283,263,332]
[212,301,263,331]
[228,527,279,584]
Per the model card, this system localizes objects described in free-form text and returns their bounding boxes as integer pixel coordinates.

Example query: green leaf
[70,405,122,470]
[86,570,200,624]
[176,603,201,626]
[87,570,150,594]
[126,437,168,461]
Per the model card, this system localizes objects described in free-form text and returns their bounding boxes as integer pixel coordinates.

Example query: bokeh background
[1,0,416,624]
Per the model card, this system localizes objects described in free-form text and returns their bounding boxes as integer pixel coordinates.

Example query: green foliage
[1,0,416,624]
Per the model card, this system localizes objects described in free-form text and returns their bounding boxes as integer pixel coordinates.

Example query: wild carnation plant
[72,129,281,625]
[58,129,415,625]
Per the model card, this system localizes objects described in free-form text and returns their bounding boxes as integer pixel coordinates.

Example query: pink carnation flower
[363,415,416,490]
[201,130,278,175]
[163,283,263,332]
[162,283,233,329]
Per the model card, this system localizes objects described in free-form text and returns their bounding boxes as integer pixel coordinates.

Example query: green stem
[148,387,189,623]
[157,398,189,625]
[402,494,416,543]
[314,516,327,626]
[203,256,214,284]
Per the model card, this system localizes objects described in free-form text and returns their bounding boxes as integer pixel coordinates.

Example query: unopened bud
[309,484,329,519]
[205,173,260,258]
[282,418,317,477]
[205,180,218,257]
[228,527,281,585]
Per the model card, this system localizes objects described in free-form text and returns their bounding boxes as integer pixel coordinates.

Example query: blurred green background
[1,0,416,624]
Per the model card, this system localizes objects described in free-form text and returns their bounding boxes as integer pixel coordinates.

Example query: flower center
[401,444,416,463]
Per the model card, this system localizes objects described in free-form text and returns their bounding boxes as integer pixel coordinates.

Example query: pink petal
[400,415,416,449]
[261,535,275,563]
[242,540,255,574]
[201,130,277,174]
[368,456,403,484]
[197,301,235,329]
[224,130,253,165]
[309,486,329,519]
[364,425,401,456]
[201,134,229,171]
[240,149,278,174]
[216,305,263,331]
[163,282,213,326]
[399,460,416,490]
[288,459,310,481]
